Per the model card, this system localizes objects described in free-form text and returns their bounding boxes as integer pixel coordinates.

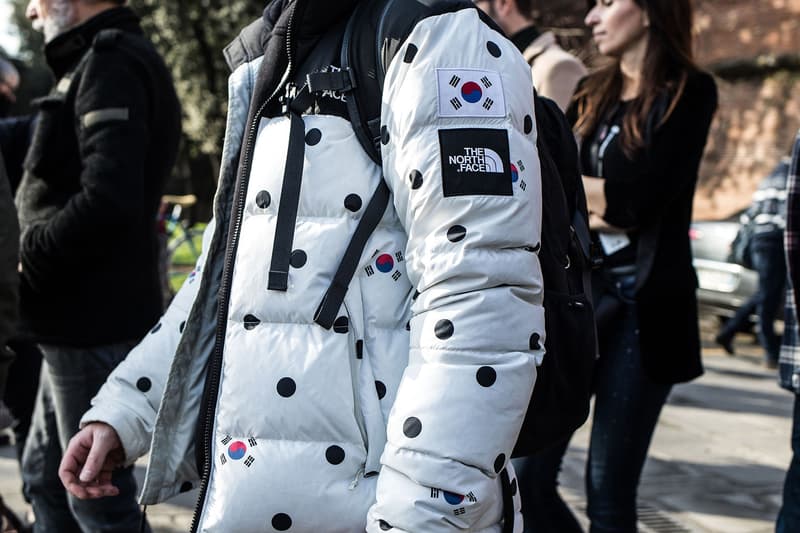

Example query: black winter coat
[15,7,182,347]
[571,70,718,384]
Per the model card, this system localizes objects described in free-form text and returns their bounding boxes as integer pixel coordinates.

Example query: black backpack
[310,0,598,457]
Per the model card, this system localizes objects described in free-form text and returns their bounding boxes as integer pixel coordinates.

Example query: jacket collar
[510,25,541,53]
[522,30,557,64]
[225,0,360,72]
[44,6,142,79]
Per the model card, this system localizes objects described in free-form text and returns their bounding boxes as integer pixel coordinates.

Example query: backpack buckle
[306,67,357,94]
[280,83,299,115]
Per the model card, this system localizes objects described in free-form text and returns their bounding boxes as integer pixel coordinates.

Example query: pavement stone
[0,313,793,532]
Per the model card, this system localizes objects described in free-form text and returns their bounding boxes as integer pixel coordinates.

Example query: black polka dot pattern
[344,194,363,212]
[180,481,193,493]
[510,477,518,496]
[256,190,271,209]
[179,321,186,333]
[379,520,393,531]
[476,366,496,387]
[305,128,322,146]
[272,513,292,531]
[150,323,161,334]
[405,321,411,331]
[524,115,533,134]
[290,250,307,268]
[375,380,387,400]
[333,316,349,334]
[381,126,390,145]
[277,377,296,398]
[243,314,260,330]
[447,225,466,243]
[136,377,151,393]
[325,445,345,465]
[409,169,423,190]
[435,319,454,340]
[403,417,422,438]
[494,453,506,473]
[403,44,418,63]
[530,332,541,350]
[487,41,502,57]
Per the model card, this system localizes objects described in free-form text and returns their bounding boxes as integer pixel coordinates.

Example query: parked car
[690,213,759,329]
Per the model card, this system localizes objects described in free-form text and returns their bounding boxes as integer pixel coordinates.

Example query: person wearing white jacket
[59,1,546,531]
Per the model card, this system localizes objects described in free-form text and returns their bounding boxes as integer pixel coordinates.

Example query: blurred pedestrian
[14,0,181,531]
[778,129,800,533]
[58,1,546,531]
[0,57,21,436]
[0,60,41,465]
[513,0,718,532]
[0,58,20,118]
[715,157,790,368]
[474,0,587,112]
[0,151,19,420]
[0,145,27,533]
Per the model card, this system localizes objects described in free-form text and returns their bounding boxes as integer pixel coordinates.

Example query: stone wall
[694,0,800,219]
[540,0,800,219]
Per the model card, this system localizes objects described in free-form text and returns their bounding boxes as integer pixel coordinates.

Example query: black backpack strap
[314,179,391,329]
[572,206,592,262]
[313,0,478,325]
[340,0,382,164]
[339,0,478,164]
[500,468,515,533]
[267,108,306,291]
[306,67,356,94]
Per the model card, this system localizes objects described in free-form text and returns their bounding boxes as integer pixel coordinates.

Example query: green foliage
[9,0,263,158]
[7,0,51,113]
[9,0,45,65]
[129,0,264,157]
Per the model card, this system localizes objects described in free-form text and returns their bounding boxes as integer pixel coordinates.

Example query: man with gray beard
[15,1,181,531]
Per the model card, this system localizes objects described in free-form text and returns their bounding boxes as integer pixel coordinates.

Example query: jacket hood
[45,6,142,79]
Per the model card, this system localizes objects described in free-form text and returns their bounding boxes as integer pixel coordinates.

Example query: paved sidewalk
[0,314,792,532]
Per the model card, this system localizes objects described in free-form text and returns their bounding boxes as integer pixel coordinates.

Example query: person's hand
[581,175,607,216]
[589,213,625,232]
[59,422,125,499]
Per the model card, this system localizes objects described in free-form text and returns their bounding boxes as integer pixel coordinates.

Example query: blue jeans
[514,272,672,533]
[719,230,786,363]
[21,342,150,533]
[777,394,800,532]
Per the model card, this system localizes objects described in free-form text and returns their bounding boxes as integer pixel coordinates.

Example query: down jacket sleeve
[368,9,545,532]
[80,219,215,463]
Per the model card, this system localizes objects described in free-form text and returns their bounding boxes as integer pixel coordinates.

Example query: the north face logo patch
[439,128,513,197]
[448,147,505,173]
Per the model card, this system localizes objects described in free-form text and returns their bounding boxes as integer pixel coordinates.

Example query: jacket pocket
[24,95,81,181]
[343,275,388,477]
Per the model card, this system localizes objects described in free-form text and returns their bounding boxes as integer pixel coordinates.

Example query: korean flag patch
[437,68,506,118]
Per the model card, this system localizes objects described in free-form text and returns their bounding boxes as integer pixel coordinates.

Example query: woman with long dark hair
[513,1,717,531]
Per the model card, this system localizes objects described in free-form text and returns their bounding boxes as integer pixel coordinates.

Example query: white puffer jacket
[83,5,545,532]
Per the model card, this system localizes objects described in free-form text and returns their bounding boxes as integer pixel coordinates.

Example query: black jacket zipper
[189,4,300,531]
